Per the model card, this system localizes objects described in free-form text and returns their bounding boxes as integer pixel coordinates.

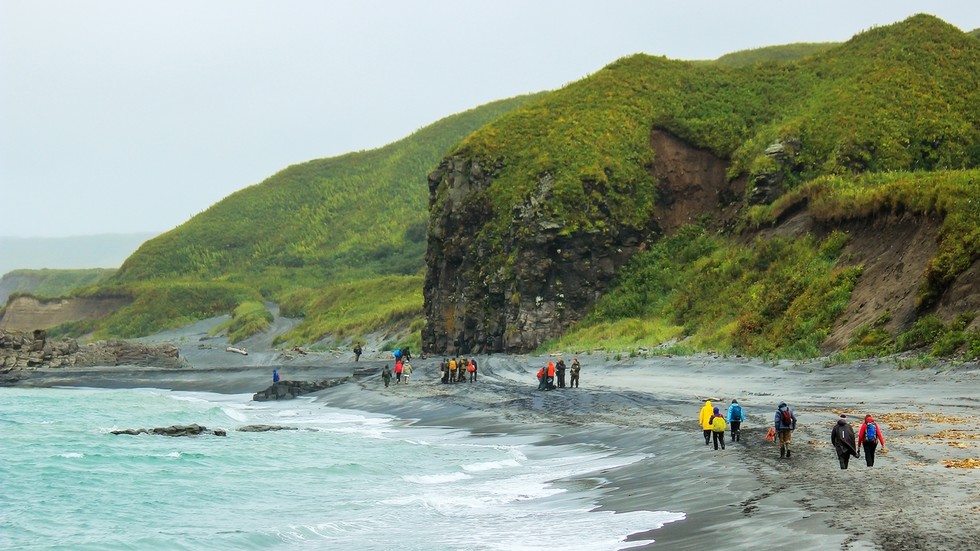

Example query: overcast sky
[1,1,977,238]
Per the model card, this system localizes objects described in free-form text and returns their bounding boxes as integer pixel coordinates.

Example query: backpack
[712,416,727,432]
[731,404,742,420]
[865,423,877,443]
[781,408,792,427]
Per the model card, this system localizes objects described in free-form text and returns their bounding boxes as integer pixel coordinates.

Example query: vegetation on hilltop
[0,269,115,303]
[709,42,839,67]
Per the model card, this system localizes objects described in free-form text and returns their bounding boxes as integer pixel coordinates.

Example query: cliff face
[422,130,743,354]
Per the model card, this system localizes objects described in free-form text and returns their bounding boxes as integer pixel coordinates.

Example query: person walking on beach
[711,407,727,450]
[381,365,392,387]
[402,361,412,384]
[727,399,745,442]
[353,343,362,362]
[546,361,556,390]
[699,400,714,445]
[570,358,581,388]
[273,368,280,383]
[556,359,566,388]
[831,414,859,469]
[394,359,403,384]
[858,414,886,467]
[467,359,477,382]
[537,366,547,391]
[441,359,451,384]
[448,358,458,383]
[774,402,797,458]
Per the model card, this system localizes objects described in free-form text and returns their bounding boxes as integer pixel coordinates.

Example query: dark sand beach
[7,345,978,550]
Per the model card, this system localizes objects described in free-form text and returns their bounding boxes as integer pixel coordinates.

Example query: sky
[1,1,978,238]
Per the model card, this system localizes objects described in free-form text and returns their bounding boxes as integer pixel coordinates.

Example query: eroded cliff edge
[422,130,743,354]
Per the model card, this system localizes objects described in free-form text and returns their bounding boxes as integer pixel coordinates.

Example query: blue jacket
[727,403,745,423]
[774,403,796,430]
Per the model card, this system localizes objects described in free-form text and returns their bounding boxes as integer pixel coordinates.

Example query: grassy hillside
[75,94,543,342]
[434,14,979,358]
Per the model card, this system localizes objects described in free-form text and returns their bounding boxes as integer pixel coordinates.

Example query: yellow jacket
[699,401,714,429]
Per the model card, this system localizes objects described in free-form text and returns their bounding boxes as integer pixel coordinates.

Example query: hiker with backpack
[727,399,746,442]
[711,407,727,450]
[831,414,859,469]
[858,414,886,467]
[699,400,715,446]
[774,402,797,458]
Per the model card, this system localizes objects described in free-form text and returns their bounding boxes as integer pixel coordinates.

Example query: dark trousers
[570,372,579,387]
[712,431,726,450]
[703,429,711,445]
[862,441,878,466]
[557,371,565,387]
[837,451,852,469]
[730,421,741,442]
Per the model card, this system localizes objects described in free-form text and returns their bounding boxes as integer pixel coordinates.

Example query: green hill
[422,14,980,358]
[72,94,543,344]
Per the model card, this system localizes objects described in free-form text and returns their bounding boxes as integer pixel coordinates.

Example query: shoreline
[4,352,978,549]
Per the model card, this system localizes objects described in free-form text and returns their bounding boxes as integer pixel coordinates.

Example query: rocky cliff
[422,128,979,356]
[422,129,744,354]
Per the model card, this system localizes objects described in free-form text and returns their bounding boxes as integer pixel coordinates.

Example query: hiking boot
[786,449,792,458]
[780,447,785,458]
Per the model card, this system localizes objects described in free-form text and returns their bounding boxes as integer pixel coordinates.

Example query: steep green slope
[80,94,542,340]
[426,14,980,357]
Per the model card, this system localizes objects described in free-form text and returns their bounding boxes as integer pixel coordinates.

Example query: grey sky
[1,1,977,238]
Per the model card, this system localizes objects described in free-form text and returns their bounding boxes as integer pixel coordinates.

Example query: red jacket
[858,416,885,446]
[547,362,556,377]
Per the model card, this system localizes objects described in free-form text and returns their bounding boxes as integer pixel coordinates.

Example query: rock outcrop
[422,129,744,354]
[0,328,184,370]
[251,378,349,401]
[110,424,227,437]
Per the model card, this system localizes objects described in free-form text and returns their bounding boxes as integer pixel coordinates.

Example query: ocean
[0,387,684,550]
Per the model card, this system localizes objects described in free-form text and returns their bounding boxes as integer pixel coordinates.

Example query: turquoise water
[0,387,683,550]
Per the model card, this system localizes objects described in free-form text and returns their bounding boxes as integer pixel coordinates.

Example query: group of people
[699,399,746,450]
[698,399,887,467]
[381,357,413,386]
[831,413,887,468]
[535,358,581,390]
[438,357,478,383]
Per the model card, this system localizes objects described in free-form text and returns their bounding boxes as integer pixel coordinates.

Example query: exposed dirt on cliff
[649,129,746,233]
[0,295,130,332]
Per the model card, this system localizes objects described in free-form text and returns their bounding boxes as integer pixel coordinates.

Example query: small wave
[404,471,471,484]
[463,458,521,472]
[166,451,182,459]
[58,452,84,459]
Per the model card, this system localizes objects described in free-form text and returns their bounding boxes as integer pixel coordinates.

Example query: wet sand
[6,348,978,550]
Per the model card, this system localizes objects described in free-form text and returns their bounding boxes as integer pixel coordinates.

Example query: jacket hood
[705,400,712,407]
[865,415,875,423]
[778,402,787,409]
[713,407,720,414]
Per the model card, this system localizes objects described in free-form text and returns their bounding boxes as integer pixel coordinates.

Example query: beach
[6,347,978,550]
